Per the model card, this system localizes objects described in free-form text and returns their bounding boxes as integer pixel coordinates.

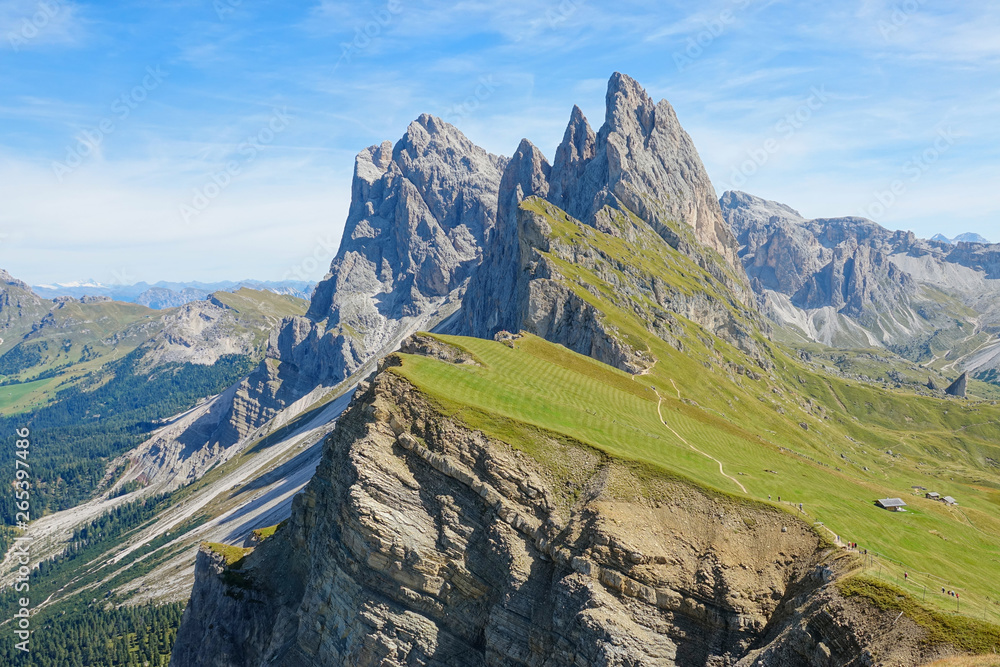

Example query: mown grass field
[395,331,1000,627]
[390,199,1000,636]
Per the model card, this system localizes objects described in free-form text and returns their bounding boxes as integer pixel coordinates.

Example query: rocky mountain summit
[0,268,48,336]
[932,232,991,245]
[461,73,756,367]
[128,72,756,492]
[721,191,1000,378]
[545,73,743,270]
[118,115,507,491]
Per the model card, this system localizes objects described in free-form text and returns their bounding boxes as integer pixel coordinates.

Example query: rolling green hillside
[0,287,309,413]
[390,197,1000,634]
[0,286,310,518]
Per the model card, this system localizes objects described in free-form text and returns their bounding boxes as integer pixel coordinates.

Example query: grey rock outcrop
[548,73,742,271]
[119,116,506,491]
[459,138,551,338]
[172,364,956,667]
[224,115,505,431]
[460,74,758,365]
[0,268,46,333]
[721,190,1000,359]
[945,371,968,398]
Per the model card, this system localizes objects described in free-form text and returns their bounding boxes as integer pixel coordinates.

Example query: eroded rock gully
[171,369,942,666]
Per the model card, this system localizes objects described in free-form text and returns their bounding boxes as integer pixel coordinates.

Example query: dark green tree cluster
[0,350,255,522]
[0,602,185,666]
[0,340,47,377]
[37,493,171,577]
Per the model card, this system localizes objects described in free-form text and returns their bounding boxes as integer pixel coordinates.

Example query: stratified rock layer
[721,190,1000,359]
[172,364,955,667]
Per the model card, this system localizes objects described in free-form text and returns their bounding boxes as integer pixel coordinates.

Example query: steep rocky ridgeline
[462,73,758,368]
[164,72,1000,666]
[171,361,959,667]
[116,116,507,492]
[0,268,48,341]
[546,73,744,274]
[720,191,1000,379]
[465,189,769,375]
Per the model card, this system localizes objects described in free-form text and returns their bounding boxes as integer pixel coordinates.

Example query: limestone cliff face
[461,74,757,369]
[223,114,506,436]
[0,268,47,333]
[121,117,505,490]
[461,182,770,373]
[548,73,743,272]
[721,190,1000,354]
[459,139,551,338]
[171,359,954,667]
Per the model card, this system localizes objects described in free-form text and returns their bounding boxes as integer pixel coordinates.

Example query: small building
[876,498,908,511]
[925,492,940,500]
[943,496,958,506]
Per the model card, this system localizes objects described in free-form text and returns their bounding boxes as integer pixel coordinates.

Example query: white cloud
[0,155,351,285]
[0,0,86,51]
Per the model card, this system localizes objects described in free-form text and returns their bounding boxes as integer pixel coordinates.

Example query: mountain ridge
[168,74,1000,665]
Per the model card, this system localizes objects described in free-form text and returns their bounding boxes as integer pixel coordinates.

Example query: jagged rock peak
[0,269,32,292]
[307,114,507,325]
[505,139,551,198]
[548,72,743,270]
[719,191,805,237]
[498,139,551,223]
[396,114,507,171]
[458,140,552,339]
[946,372,968,398]
[603,71,657,136]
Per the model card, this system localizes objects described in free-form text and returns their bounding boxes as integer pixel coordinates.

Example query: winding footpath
[652,388,747,493]
[630,364,746,493]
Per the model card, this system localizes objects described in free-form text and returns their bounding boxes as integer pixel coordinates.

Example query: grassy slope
[0,289,308,415]
[391,199,1000,632]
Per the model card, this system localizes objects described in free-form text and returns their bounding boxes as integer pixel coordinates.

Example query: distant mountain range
[5,72,1000,667]
[32,279,316,308]
[930,232,992,245]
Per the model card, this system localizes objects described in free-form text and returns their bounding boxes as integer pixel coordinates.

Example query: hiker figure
[778,496,780,502]
[768,495,771,501]
[904,572,908,580]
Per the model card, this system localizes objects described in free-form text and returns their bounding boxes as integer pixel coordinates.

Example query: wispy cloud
[0,0,87,51]
[2,0,1000,283]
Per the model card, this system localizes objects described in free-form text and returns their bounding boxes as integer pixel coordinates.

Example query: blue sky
[1,0,998,285]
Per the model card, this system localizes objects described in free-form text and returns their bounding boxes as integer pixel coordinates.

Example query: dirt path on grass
[628,366,746,494]
[653,388,747,494]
